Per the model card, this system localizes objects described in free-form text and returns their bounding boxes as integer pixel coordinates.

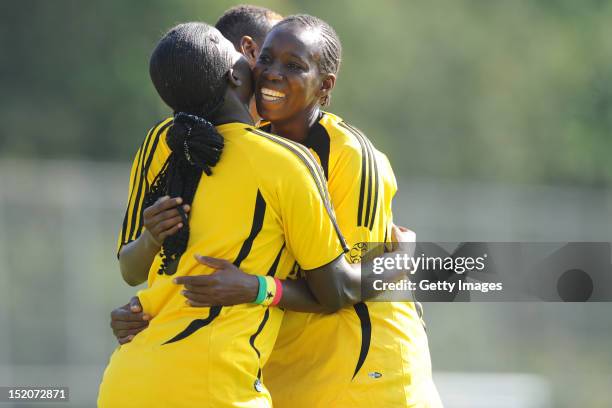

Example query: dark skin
[239,35,266,121]
[111,25,413,343]
[118,197,190,286]
[253,24,335,143]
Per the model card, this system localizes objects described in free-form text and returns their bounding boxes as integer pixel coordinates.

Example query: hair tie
[142,111,225,276]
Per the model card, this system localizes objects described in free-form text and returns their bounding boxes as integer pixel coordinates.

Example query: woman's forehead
[264,24,320,58]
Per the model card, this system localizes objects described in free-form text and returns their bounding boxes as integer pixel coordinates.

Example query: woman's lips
[260,87,286,103]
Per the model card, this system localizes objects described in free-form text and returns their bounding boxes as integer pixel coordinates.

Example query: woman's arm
[119,230,161,286]
[175,225,415,313]
[119,196,189,286]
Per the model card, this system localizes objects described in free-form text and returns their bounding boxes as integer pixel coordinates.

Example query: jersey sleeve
[116,118,173,255]
[327,141,392,261]
[276,146,348,271]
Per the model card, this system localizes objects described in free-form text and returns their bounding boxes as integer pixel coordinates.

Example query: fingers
[150,207,188,228]
[182,289,215,304]
[110,308,149,322]
[194,255,232,269]
[129,296,142,313]
[148,213,183,234]
[174,275,214,287]
[117,335,133,345]
[185,299,212,308]
[151,196,183,215]
[183,289,215,307]
[115,326,147,338]
[117,334,139,345]
[144,198,191,243]
[158,223,183,242]
[112,315,148,343]
[143,196,173,218]
[143,197,189,223]
[152,216,183,235]
[111,319,148,330]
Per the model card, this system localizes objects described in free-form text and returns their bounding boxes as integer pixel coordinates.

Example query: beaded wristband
[254,275,267,304]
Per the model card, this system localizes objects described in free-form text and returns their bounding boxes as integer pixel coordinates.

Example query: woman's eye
[287,63,303,71]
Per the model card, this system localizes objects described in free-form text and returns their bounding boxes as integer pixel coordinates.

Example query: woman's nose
[263,64,283,82]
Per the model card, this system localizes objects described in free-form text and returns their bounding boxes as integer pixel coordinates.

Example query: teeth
[262,94,282,102]
[261,88,285,98]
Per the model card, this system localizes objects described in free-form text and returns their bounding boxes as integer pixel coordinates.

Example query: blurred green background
[1,0,611,407]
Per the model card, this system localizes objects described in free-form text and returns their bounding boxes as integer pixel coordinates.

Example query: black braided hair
[145,22,231,275]
[274,14,342,106]
[215,5,282,50]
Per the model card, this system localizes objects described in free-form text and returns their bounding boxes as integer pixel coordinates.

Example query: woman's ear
[226,68,242,87]
[239,36,260,67]
[318,74,336,106]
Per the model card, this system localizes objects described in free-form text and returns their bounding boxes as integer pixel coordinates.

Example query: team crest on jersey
[254,379,263,392]
[368,371,383,379]
[349,242,368,263]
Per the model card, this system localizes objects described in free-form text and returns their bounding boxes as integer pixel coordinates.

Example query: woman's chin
[255,102,288,122]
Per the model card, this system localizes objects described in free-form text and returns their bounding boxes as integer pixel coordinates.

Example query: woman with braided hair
[98,21,387,407]
[163,15,443,407]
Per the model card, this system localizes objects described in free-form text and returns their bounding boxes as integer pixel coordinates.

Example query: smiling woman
[253,15,340,143]
[192,14,443,408]
[248,15,442,408]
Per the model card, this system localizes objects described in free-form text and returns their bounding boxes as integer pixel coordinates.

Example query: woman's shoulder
[319,111,374,158]
[234,125,321,174]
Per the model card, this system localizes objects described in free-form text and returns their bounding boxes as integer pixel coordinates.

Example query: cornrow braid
[275,14,342,106]
[145,22,231,275]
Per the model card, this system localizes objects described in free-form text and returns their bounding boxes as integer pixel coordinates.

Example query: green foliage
[2,0,611,185]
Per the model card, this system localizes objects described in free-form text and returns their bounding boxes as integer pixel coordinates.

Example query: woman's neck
[212,92,255,127]
[270,106,321,143]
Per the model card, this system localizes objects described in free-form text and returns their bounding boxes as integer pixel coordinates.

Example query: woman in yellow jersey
[174,15,443,408]
[99,21,407,408]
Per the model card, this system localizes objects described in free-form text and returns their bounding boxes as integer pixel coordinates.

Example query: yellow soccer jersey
[262,113,441,407]
[98,119,348,408]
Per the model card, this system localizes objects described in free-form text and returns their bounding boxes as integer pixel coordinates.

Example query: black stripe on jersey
[355,124,379,230]
[352,302,372,380]
[233,190,267,268]
[163,190,267,345]
[247,128,349,253]
[127,120,164,243]
[120,119,171,250]
[365,136,380,230]
[249,308,270,380]
[267,244,285,277]
[355,131,368,227]
[119,144,143,255]
[132,120,172,242]
[304,121,331,180]
[338,122,379,230]
[338,122,369,227]
[163,305,222,345]
[362,136,374,229]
